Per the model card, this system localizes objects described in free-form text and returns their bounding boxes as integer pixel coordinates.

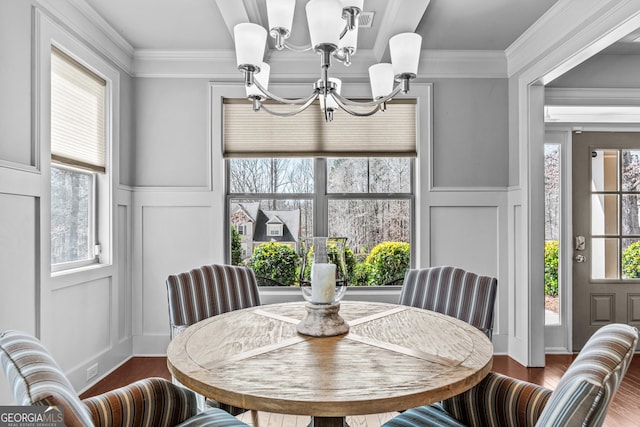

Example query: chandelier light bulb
[389,32,422,77]
[266,0,295,48]
[369,63,394,99]
[306,0,344,49]
[234,23,267,70]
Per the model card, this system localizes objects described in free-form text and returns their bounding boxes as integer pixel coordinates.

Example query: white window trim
[37,10,119,279]
[212,82,432,290]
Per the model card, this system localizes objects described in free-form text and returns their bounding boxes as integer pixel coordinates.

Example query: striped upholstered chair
[382,323,638,427]
[166,264,261,418]
[166,264,261,339]
[399,266,498,339]
[0,330,249,427]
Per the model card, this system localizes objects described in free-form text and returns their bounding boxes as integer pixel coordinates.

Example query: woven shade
[51,46,106,172]
[223,98,416,158]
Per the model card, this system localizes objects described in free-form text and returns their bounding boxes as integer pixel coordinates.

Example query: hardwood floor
[80,355,640,426]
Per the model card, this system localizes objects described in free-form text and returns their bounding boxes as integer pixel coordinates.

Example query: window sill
[258,286,401,305]
[50,262,114,290]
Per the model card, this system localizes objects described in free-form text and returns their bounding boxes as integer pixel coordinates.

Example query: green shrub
[344,246,356,281]
[250,242,299,286]
[623,241,640,278]
[352,262,375,286]
[231,226,242,266]
[301,243,356,284]
[366,241,410,286]
[544,240,559,297]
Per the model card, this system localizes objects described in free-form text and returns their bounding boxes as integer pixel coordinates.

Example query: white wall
[548,54,640,88]
[0,0,134,403]
[130,77,511,355]
[0,0,520,405]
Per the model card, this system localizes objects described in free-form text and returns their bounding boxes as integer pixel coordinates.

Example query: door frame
[512,1,640,366]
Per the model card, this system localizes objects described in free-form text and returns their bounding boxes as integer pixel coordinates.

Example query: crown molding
[36,0,134,74]
[506,0,640,78]
[133,49,238,78]
[133,48,507,79]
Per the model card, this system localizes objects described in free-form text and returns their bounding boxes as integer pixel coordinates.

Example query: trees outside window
[227,157,413,286]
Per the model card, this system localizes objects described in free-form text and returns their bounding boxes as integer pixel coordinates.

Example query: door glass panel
[591,149,618,192]
[591,194,618,235]
[622,150,640,191]
[591,238,619,279]
[622,238,640,279]
[544,143,560,325]
[622,194,640,235]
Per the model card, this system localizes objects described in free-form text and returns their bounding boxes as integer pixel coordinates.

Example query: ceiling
[79,0,567,53]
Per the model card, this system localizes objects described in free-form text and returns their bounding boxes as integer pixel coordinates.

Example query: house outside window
[267,220,284,237]
[50,46,108,271]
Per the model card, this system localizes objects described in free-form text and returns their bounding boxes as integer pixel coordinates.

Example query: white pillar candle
[311,262,336,304]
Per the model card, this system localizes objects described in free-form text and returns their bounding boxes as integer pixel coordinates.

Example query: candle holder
[297,237,349,337]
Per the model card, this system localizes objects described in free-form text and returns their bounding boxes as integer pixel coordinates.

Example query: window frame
[43,31,116,276]
[225,157,415,282]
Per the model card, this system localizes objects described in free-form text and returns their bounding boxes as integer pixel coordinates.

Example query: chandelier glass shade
[233,0,422,122]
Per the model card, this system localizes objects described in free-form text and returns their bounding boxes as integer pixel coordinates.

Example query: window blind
[223,98,416,158]
[51,46,106,173]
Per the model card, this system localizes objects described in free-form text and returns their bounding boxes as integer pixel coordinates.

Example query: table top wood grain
[167,301,493,417]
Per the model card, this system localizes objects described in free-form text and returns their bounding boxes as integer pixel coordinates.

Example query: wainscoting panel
[0,193,37,404]
[0,193,37,334]
[141,205,215,336]
[50,277,112,370]
[429,206,499,277]
[118,204,132,343]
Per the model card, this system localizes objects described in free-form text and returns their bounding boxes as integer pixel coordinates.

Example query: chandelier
[233,0,422,122]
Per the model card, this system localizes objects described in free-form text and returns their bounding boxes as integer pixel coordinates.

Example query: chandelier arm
[258,94,319,117]
[253,79,318,105]
[330,84,404,108]
[338,22,350,40]
[331,95,381,117]
[282,41,313,52]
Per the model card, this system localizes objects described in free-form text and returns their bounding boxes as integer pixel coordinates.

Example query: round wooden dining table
[167,301,493,427]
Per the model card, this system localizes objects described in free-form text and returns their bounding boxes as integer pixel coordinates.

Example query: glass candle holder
[299,236,348,305]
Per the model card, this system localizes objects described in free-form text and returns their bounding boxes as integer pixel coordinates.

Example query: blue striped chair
[399,266,498,339]
[0,330,249,427]
[166,264,261,418]
[382,323,638,427]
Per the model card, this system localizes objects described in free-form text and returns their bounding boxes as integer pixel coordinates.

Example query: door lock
[575,235,586,251]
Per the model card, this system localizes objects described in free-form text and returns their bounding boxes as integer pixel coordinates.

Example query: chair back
[534,323,638,427]
[0,330,95,427]
[166,264,261,337]
[399,266,498,338]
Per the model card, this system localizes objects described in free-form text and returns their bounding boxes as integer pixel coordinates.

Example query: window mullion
[314,158,328,236]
